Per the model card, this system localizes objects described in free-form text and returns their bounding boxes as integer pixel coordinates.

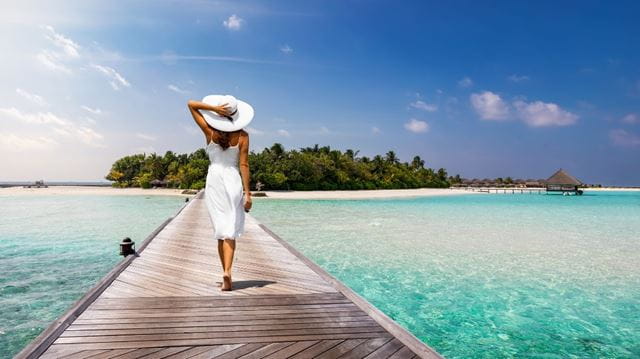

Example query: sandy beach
[1,186,475,199]
[583,187,640,192]
[0,186,193,197]
[260,188,475,199]
[2,185,636,199]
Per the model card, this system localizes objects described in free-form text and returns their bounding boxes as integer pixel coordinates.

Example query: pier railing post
[119,237,135,257]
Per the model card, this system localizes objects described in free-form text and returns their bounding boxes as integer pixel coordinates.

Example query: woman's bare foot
[221,273,232,291]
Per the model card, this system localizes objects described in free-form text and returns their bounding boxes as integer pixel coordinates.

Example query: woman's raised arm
[187,100,232,142]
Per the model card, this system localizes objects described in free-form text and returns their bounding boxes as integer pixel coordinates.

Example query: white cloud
[610,129,640,147]
[223,14,244,30]
[0,107,69,126]
[0,132,58,151]
[372,126,381,134]
[470,91,509,120]
[280,44,293,54]
[36,25,81,74]
[513,100,578,127]
[458,77,473,88]
[16,88,47,106]
[277,129,290,137]
[81,106,102,115]
[404,118,429,133]
[508,74,530,83]
[319,126,330,134]
[75,126,104,146]
[36,50,71,74]
[410,100,438,112]
[245,127,264,135]
[136,133,157,141]
[167,84,188,94]
[44,25,80,58]
[91,64,130,90]
[621,113,638,124]
[0,107,104,147]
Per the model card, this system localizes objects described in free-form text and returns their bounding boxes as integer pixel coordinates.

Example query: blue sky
[1,0,639,185]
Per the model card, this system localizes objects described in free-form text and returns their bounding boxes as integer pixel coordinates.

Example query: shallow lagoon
[251,191,640,358]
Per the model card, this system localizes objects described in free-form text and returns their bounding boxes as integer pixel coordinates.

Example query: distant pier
[17,191,439,358]
[456,187,547,194]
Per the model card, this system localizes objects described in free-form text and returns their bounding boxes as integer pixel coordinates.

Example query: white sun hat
[201,94,254,132]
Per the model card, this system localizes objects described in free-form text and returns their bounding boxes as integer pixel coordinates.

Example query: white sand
[0,186,192,197]
[3,185,634,199]
[583,187,640,192]
[1,186,473,199]
[260,188,475,200]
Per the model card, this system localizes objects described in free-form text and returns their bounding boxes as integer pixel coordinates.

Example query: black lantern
[119,237,135,256]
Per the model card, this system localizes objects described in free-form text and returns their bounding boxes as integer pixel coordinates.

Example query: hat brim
[201,95,254,132]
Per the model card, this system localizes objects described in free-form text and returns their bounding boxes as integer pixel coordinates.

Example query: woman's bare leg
[221,238,236,291]
[217,239,225,285]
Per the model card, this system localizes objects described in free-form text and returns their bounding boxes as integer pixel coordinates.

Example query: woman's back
[206,141,240,168]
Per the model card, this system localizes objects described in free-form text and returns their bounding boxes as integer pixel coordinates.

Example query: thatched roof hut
[150,179,168,188]
[546,169,583,194]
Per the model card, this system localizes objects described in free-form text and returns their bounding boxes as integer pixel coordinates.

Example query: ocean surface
[0,195,186,358]
[250,191,640,358]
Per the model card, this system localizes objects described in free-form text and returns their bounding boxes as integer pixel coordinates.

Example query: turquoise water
[0,195,185,358]
[251,191,640,358]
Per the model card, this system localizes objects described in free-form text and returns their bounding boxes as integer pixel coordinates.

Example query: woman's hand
[244,193,252,213]
[188,100,232,116]
[213,103,232,117]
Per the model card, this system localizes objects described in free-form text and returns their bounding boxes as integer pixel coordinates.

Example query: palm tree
[345,149,360,160]
[372,155,385,174]
[385,151,399,164]
[270,143,285,158]
[411,155,425,169]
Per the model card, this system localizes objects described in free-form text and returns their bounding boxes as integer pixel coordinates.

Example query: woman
[187,95,253,291]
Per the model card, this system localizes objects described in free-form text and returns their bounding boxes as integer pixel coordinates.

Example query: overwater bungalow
[546,169,583,195]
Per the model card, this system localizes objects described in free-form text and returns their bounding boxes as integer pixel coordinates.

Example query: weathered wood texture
[27,193,441,358]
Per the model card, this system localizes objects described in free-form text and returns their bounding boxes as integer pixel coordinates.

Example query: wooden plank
[314,339,369,358]
[233,342,293,359]
[161,346,215,359]
[210,343,266,359]
[69,315,375,330]
[71,311,373,325]
[54,326,389,344]
[46,333,392,351]
[261,340,318,359]
[388,346,418,359]
[188,344,243,359]
[288,339,343,359]
[338,337,392,358]
[364,338,406,358]
[63,321,379,336]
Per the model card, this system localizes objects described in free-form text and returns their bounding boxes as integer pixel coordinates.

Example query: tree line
[105,143,456,190]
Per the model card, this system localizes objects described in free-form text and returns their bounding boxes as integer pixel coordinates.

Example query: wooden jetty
[457,187,546,194]
[17,191,440,359]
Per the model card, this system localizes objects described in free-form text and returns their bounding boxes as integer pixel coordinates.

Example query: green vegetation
[105,143,456,190]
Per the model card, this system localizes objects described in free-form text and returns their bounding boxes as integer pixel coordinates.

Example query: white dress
[204,141,245,240]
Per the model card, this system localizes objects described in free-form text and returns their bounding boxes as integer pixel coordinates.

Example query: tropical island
[105,143,456,190]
